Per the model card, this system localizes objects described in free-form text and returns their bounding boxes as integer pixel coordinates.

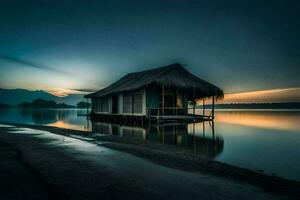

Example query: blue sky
[0,0,299,100]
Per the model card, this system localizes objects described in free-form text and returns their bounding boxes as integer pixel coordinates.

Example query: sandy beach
[0,123,299,200]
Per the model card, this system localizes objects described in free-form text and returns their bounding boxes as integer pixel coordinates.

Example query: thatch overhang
[85,63,224,100]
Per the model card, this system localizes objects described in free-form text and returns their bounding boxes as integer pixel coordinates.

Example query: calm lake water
[0,108,300,181]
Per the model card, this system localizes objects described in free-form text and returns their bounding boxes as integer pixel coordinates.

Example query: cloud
[71,88,97,93]
[46,88,80,97]
[0,54,67,74]
[46,88,97,97]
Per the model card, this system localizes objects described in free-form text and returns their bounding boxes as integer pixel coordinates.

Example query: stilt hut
[85,63,223,124]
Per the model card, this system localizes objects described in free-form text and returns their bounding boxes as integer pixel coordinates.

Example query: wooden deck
[90,112,214,127]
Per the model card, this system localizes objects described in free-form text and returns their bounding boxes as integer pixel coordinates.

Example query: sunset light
[0,0,299,199]
[221,88,300,103]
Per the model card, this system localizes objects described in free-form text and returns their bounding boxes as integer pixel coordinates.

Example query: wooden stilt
[86,98,88,115]
[141,116,143,127]
[193,122,196,154]
[212,96,215,119]
[212,120,215,141]
[203,99,205,116]
[148,109,151,127]
[193,101,195,115]
[202,121,205,137]
[162,126,164,144]
[192,87,195,116]
[162,85,165,116]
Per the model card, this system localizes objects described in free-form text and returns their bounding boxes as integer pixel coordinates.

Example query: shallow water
[1,125,276,200]
[214,111,300,180]
[0,108,299,181]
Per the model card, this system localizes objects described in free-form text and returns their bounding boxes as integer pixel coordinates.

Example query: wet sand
[0,140,49,200]
[0,124,299,199]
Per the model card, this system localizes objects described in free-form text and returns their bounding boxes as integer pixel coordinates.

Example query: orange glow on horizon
[216,112,300,131]
[221,87,300,103]
[47,120,88,131]
[46,88,85,97]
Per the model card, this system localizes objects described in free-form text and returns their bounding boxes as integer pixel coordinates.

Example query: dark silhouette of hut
[85,63,223,124]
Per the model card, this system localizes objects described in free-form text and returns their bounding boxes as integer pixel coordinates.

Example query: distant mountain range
[0,88,87,106]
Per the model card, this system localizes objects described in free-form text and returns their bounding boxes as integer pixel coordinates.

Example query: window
[123,92,143,114]
[96,99,101,113]
[101,98,109,112]
[94,98,109,113]
[123,94,132,113]
[133,93,143,113]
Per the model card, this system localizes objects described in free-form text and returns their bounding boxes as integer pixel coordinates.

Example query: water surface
[0,108,299,181]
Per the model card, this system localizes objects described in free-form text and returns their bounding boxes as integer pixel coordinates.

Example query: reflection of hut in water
[91,121,223,159]
[85,63,223,125]
[148,123,224,159]
[92,122,146,139]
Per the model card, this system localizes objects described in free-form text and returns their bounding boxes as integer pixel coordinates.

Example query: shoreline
[3,123,300,197]
[6,123,300,193]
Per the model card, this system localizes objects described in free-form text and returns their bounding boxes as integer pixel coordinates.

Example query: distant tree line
[17,99,91,109]
[76,101,91,108]
[19,99,74,108]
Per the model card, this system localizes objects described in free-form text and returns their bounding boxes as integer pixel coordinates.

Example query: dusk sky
[0,0,299,102]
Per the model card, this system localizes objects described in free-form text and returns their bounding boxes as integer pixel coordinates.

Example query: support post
[162,85,165,117]
[212,96,215,119]
[203,99,205,116]
[192,87,195,116]
[212,120,215,141]
[86,114,89,131]
[148,108,151,127]
[162,126,165,144]
[175,88,177,116]
[202,121,205,137]
[193,122,196,154]
[193,101,195,115]
[86,98,88,115]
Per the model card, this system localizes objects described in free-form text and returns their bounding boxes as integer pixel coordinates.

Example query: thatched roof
[85,63,223,99]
